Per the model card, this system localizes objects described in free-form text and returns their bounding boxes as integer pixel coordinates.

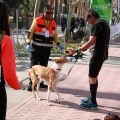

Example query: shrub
[72,30,85,41]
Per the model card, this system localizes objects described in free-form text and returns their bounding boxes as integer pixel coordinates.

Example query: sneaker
[27,84,36,92]
[80,100,98,110]
[40,83,48,89]
[27,84,32,91]
[80,97,91,104]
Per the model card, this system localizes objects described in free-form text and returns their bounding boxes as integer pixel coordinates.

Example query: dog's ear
[62,55,66,58]
[54,56,69,63]
[53,57,58,62]
[55,59,60,63]
[55,57,65,63]
[54,57,62,63]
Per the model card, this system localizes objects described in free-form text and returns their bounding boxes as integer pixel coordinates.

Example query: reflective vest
[32,16,56,48]
[0,32,5,84]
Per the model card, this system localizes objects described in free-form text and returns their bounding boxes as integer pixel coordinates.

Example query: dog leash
[59,51,82,81]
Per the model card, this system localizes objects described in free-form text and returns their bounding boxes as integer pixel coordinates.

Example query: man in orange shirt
[26,5,64,91]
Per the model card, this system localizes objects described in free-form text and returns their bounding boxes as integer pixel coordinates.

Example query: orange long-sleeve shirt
[1,35,20,90]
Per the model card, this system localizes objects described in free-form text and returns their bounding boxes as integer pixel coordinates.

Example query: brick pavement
[6,64,120,120]
[6,37,120,120]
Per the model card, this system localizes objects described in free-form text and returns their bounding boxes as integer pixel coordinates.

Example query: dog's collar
[56,68,61,71]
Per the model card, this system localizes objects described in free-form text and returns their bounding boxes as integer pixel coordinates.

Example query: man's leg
[27,48,39,91]
[88,56,103,104]
[80,77,98,109]
[70,28,71,35]
[61,25,64,32]
[39,49,50,88]
[71,27,75,34]
[63,25,65,33]
[61,25,63,32]
[89,77,98,104]
[80,55,104,109]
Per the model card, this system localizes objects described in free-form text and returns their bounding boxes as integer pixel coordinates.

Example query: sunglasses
[45,12,53,14]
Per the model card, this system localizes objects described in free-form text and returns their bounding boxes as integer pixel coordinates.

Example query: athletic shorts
[89,54,104,78]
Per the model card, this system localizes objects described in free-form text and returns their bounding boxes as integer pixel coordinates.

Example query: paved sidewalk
[6,37,120,120]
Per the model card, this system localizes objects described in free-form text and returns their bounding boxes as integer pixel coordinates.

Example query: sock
[90,79,98,104]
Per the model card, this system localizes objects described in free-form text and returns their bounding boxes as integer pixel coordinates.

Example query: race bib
[42,28,49,38]
[45,29,49,38]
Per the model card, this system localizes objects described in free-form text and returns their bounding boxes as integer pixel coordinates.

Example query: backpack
[104,113,120,120]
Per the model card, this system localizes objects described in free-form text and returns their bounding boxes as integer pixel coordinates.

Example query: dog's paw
[56,99,60,103]
[37,97,41,101]
[47,103,51,106]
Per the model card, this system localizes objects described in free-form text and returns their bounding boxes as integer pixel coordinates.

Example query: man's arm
[53,28,59,44]
[69,36,97,55]
[2,36,20,90]
[79,36,97,51]
[26,19,36,44]
[79,22,102,51]
[53,27,64,50]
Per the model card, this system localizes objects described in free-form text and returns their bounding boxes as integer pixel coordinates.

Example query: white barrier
[10,29,30,60]
[110,24,120,40]
[10,29,64,61]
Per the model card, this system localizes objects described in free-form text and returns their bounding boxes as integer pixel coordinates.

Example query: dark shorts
[89,54,104,78]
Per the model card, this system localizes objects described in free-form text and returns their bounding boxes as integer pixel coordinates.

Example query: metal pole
[16,9,18,43]
[16,9,18,29]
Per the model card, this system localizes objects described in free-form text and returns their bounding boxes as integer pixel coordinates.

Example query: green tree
[34,0,41,18]
[39,0,48,13]
[64,0,69,14]
[19,0,35,16]
[4,0,23,22]
[4,0,23,8]
[34,0,49,18]
[19,0,35,29]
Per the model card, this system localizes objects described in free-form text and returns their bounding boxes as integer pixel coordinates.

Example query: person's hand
[69,49,76,55]
[19,81,25,90]
[26,45,32,52]
[57,42,65,50]
[58,44,65,50]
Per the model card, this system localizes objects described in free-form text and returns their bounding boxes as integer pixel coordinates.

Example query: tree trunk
[88,0,91,8]
[57,0,62,21]
[65,1,73,42]
[34,0,41,18]
[13,8,16,23]
[54,0,57,22]
[65,0,82,42]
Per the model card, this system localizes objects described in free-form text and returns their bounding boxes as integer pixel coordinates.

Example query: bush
[72,30,85,41]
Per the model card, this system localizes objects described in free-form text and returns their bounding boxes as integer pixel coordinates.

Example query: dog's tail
[28,72,30,76]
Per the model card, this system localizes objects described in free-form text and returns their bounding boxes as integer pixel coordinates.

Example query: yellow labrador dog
[30,56,69,105]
